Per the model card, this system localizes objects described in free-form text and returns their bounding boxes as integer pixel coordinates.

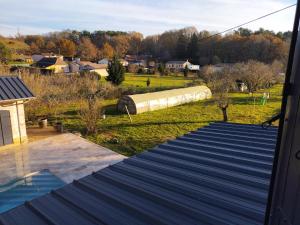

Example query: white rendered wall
[0,101,27,144]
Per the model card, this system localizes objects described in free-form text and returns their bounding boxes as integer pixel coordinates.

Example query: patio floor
[0,133,126,185]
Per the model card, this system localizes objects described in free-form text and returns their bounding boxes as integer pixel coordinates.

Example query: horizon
[0,0,296,37]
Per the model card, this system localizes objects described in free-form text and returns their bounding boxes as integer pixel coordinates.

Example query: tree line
[1,26,292,65]
[142,27,291,65]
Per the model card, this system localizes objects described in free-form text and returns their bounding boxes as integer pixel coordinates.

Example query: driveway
[0,133,126,185]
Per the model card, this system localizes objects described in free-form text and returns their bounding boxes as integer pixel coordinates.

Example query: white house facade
[0,77,34,146]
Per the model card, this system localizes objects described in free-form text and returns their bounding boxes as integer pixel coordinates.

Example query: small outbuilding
[117,86,212,114]
[0,76,34,146]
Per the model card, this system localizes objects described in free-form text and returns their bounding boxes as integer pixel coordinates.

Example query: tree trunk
[221,107,228,122]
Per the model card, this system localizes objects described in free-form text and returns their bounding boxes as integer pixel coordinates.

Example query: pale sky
[0,0,296,37]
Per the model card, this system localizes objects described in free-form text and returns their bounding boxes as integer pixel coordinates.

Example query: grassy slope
[0,37,29,52]
[62,81,283,156]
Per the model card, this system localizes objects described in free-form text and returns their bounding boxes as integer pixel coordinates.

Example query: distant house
[188,64,200,71]
[148,60,156,68]
[98,58,109,65]
[129,60,146,67]
[0,76,34,146]
[35,57,69,74]
[32,53,63,63]
[32,54,44,63]
[15,55,33,64]
[166,60,200,71]
[120,59,129,67]
[98,58,129,67]
[125,55,149,67]
[68,62,80,73]
[210,63,233,73]
[166,60,190,70]
[77,61,108,77]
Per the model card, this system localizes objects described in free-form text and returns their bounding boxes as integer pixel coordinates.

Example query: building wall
[166,62,191,70]
[46,65,68,74]
[0,101,27,144]
[93,69,109,77]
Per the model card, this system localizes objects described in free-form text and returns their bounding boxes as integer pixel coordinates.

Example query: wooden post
[125,105,133,123]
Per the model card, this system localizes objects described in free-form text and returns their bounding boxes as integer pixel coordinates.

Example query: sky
[0,0,296,37]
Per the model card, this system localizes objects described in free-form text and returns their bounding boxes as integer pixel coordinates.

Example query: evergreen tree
[158,63,166,76]
[106,56,125,85]
[176,34,188,60]
[187,33,199,64]
[183,65,189,77]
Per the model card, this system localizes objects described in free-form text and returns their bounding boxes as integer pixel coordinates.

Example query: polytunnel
[117,85,212,114]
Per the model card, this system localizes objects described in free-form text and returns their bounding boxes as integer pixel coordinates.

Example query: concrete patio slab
[0,133,126,184]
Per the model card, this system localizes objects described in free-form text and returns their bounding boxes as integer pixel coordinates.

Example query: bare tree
[79,97,102,134]
[234,60,274,95]
[207,68,234,122]
[78,78,117,134]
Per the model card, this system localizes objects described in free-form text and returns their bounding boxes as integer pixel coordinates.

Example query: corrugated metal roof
[0,76,34,102]
[0,122,277,225]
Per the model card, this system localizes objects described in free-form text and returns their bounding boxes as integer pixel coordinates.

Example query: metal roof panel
[0,122,278,225]
[0,76,34,102]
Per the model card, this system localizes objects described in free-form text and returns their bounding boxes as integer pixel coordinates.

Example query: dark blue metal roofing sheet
[0,76,34,102]
[0,122,277,225]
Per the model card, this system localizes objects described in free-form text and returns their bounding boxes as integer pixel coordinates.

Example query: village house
[98,58,129,67]
[76,60,108,77]
[0,76,34,146]
[32,53,63,63]
[98,58,109,65]
[125,55,150,67]
[166,60,200,71]
[35,57,69,74]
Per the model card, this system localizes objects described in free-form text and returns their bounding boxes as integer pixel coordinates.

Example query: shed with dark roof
[0,122,277,224]
[0,76,34,146]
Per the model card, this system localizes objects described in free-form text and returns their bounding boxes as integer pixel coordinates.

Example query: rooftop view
[0,1,299,225]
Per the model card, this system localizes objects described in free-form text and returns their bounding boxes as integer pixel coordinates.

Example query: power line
[200,3,296,41]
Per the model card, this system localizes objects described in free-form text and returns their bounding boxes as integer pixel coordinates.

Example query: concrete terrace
[0,133,126,185]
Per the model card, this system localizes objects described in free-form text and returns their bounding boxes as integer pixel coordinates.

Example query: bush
[79,98,102,134]
[137,67,145,74]
[128,64,139,73]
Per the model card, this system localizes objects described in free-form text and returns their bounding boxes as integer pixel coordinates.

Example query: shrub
[79,98,102,134]
[127,64,139,73]
[106,56,125,85]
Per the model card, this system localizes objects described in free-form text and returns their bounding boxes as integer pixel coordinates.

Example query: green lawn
[119,73,196,93]
[62,84,283,156]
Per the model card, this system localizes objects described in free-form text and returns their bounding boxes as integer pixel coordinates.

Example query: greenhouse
[117,86,212,114]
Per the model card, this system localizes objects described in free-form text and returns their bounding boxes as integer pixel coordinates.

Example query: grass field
[61,83,283,156]
[118,73,196,93]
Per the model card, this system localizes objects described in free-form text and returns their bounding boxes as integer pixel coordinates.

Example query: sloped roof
[35,57,67,68]
[0,122,277,225]
[78,61,107,69]
[0,76,34,102]
[166,60,189,64]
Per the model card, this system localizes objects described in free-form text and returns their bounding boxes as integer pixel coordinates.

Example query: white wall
[0,101,27,144]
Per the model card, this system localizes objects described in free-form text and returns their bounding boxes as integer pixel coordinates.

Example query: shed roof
[0,76,34,102]
[0,122,277,225]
